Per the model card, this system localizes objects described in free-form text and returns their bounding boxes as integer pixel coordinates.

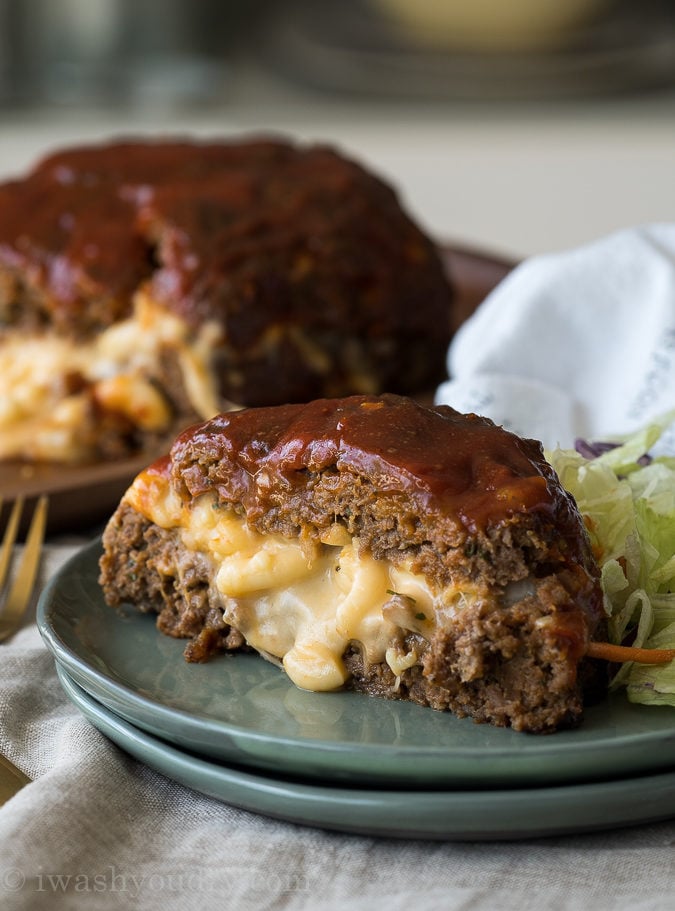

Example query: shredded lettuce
[546,410,675,707]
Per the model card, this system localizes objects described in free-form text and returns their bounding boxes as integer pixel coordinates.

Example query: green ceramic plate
[56,664,675,840]
[38,539,675,788]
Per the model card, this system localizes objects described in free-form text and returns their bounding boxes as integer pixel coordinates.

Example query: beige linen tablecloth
[1,544,675,911]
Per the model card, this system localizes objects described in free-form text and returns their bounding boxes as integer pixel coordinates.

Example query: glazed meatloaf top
[0,137,453,405]
[164,394,602,598]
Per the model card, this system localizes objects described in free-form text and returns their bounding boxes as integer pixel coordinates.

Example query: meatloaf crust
[100,394,605,732]
[0,138,453,462]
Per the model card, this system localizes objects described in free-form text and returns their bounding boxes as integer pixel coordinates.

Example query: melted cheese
[0,291,222,462]
[126,472,474,693]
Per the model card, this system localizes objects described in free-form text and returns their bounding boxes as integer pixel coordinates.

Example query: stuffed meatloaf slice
[0,138,453,463]
[99,394,604,732]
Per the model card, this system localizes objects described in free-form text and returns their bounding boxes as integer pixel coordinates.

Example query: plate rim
[38,537,675,787]
[55,663,675,841]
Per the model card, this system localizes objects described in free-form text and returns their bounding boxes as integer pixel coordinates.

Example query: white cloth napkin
[1,545,675,911]
[436,224,675,451]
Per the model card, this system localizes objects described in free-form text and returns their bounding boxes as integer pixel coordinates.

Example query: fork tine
[0,496,24,591]
[0,495,48,642]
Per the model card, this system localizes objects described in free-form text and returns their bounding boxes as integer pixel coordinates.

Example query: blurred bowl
[371,0,614,51]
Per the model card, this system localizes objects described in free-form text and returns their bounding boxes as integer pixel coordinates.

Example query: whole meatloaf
[0,137,453,463]
[99,394,605,733]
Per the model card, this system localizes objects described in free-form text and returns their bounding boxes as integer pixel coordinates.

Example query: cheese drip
[126,472,461,692]
[0,291,221,462]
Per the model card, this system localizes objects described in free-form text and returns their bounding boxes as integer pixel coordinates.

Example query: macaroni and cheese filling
[125,470,475,692]
[0,291,221,462]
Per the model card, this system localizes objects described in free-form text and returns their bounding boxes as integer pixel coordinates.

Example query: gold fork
[0,494,48,804]
[0,752,31,806]
[0,495,49,643]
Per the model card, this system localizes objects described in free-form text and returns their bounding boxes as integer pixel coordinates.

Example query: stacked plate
[38,540,675,841]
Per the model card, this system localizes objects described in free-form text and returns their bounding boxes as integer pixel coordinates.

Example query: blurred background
[1,0,675,260]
